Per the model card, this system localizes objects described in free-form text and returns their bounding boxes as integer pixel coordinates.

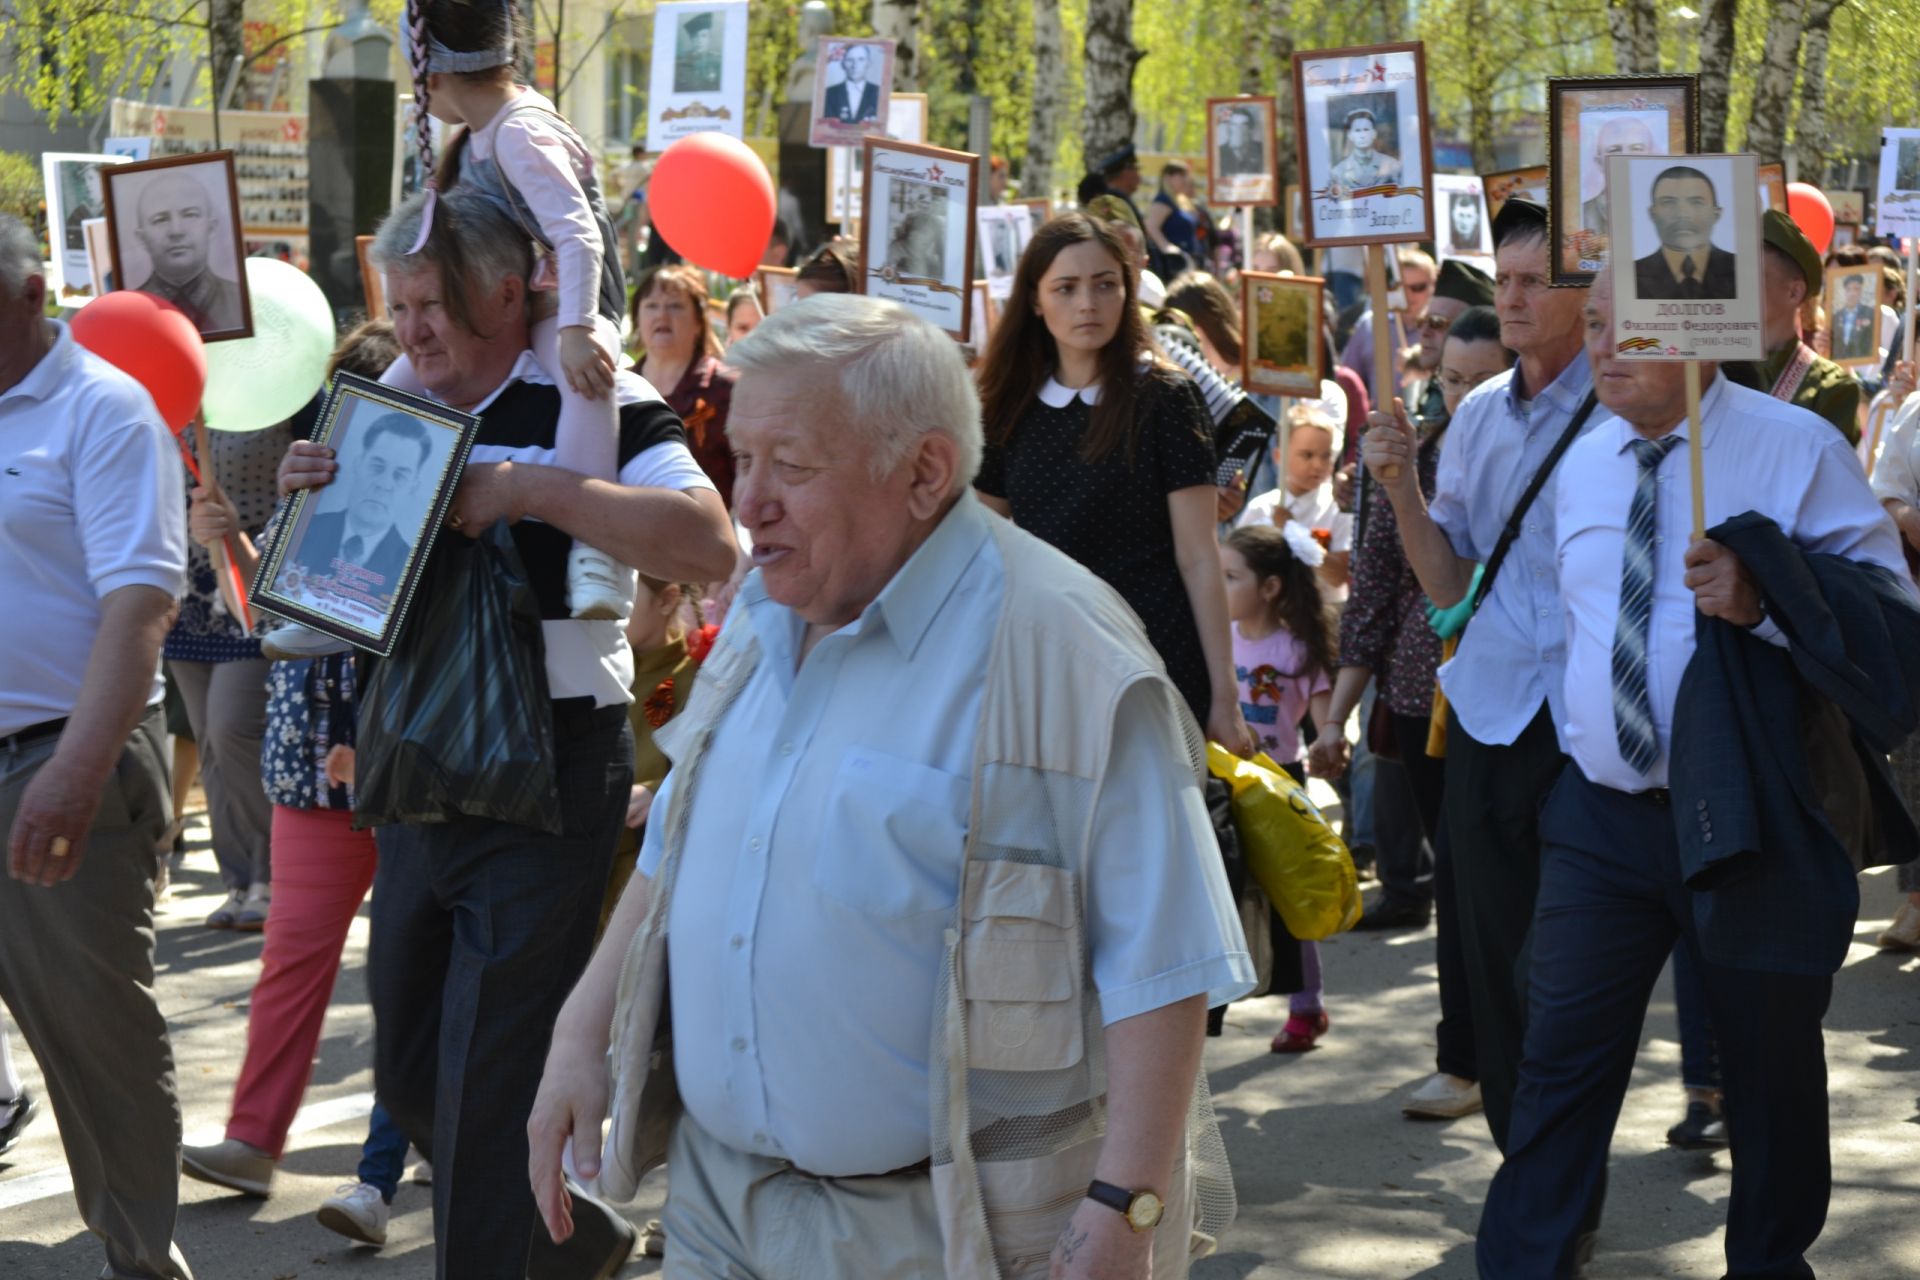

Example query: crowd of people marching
[5,8,1920,1280]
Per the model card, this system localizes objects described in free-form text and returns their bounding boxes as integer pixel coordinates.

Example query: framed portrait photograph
[1483,165,1548,222]
[1877,129,1920,238]
[82,217,114,296]
[827,92,925,225]
[646,1,748,152]
[977,203,1034,300]
[1547,74,1698,285]
[1242,272,1326,397]
[1291,43,1433,248]
[1827,264,1884,368]
[1207,96,1278,207]
[1827,189,1866,226]
[1606,153,1763,363]
[43,153,128,304]
[356,235,386,320]
[1831,222,1859,249]
[101,150,252,341]
[1434,173,1494,271]
[1017,196,1052,227]
[1756,163,1787,214]
[755,265,799,314]
[253,374,479,657]
[810,37,895,148]
[857,138,977,341]
[392,95,445,209]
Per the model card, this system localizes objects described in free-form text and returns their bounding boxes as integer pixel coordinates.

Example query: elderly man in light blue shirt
[1357,198,1605,1150]
[528,295,1252,1280]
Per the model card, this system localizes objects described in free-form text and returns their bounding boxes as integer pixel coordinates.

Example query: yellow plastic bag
[1206,745,1361,941]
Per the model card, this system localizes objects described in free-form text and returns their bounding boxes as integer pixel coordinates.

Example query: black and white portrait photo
[1434,173,1492,264]
[810,38,895,148]
[1292,43,1432,247]
[646,2,749,152]
[102,150,252,341]
[1207,96,1277,207]
[976,203,1033,300]
[255,376,477,655]
[859,138,976,340]
[42,153,125,302]
[674,9,723,93]
[1608,152,1762,363]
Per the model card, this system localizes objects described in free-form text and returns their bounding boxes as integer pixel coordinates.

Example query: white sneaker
[566,543,636,620]
[408,1159,432,1186]
[1878,901,1920,951]
[261,623,353,661]
[317,1181,390,1246]
[1402,1072,1484,1119]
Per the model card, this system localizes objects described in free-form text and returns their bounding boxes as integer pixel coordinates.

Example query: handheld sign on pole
[1606,152,1765,544]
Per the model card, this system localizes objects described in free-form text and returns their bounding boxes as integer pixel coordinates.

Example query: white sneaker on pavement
[1402,1072,1484,1119]
[317,1181,390,1245]
[1877,901,1920,951]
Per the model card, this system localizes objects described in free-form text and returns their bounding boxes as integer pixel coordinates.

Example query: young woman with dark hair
[976,213,1254,753]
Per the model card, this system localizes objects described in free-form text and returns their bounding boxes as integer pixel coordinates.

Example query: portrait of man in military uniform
[823,42,881,125]
[673,10,723,95]
[106,154,250,339]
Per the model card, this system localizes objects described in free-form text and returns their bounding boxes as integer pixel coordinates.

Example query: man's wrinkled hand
[1048,1198,1151,1280]
[527,1034,611,1245]
[449,462,520,537]
[7,755,105,886]
[1683,538,1762,627]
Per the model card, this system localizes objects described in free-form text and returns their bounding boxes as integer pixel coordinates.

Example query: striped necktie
[1611,434,1683,775]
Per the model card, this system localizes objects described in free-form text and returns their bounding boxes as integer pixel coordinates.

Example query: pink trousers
[226,805,377,1157]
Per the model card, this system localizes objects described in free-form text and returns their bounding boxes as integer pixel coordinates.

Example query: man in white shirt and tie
[1477,269,1908,1278]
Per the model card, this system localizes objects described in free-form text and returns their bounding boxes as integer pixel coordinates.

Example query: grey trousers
[166,657,272,890]
[0,707,194,1279]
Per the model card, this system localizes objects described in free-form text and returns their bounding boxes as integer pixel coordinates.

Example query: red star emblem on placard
[283,119,304,143]
[153,110,168,134]
[1370,61,1388,83]
[926,162,945,182]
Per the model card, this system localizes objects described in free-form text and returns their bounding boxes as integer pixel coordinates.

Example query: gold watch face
[1127,1191,1165,1232]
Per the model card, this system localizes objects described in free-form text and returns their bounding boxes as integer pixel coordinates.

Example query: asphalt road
[4,801,1917,1279]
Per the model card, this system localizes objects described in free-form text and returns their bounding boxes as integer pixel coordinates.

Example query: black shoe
[1352,893,1432,931]
[0,1090,39,1156]
[1205,1005,1225,1037]
[527,1180,637,1280]
[1665,1100,1727,1149]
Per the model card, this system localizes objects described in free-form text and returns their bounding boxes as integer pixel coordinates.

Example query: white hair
[369,187,532,322]
[724,293,983,492]
[0,214,41,299]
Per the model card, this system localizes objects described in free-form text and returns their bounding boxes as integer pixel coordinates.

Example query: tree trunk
[1695,0,1736,151]
[1607,0,1660,73]
[209,0,246,108]
[1081,0,1139,165]
[1025,0,1065,200]
[1791,0,1840,185]
[1265,0,1296,215]
[1744,0,1806,165]
[872,0,921,92]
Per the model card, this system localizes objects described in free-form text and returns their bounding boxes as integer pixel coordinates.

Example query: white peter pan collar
[1036,353,1155,409]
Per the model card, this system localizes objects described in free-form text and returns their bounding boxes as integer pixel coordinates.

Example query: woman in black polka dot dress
[976,213,1254,754]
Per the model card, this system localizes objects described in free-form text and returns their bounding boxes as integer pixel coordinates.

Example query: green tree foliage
[0,149,41,222]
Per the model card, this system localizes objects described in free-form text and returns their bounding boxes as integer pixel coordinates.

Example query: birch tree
[1025,0,1065,200]
[1743,0,1806,164]
[1694,0,1736,152]
[1790,0,1843,184]
[1081,0,1139,165]
[1606,0,1660,73]
[872,0,922,91]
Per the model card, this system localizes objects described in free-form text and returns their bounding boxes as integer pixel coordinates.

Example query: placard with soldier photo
[1606,152,1763,362]
[1828,189,1867,226]
[646,1,749,152]
[1291,43,1433,248]
[977,203,1034,300]
[1548,74,1698,285]
[1827,265,1885,368]
[101,149,252,341]
[1483,165,1548,222]
[827,93,926,225]
[1207,96,1278,207]
[1877,130,1920,238]
[755,265,800,314]
[253,374,479,656]
[42,153,128,304]
[810,37,895,148]
[858,139,976,341]
[1242,272,1326,396]
[1434,173,1493,274]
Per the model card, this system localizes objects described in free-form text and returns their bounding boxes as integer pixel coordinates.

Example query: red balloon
[1785,182,1836,256]
[647,133,777,279]
[69,291,207,430]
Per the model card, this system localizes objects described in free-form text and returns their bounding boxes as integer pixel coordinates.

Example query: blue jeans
[358,1101,411,1203]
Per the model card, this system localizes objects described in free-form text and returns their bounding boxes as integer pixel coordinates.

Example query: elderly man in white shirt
[527,294,1253,1280]
[0,214,193,1278]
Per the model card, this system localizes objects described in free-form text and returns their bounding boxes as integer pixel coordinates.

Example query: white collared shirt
[0,322,186,737]
[636,495,1253,1174]
[1555,373,1907,792]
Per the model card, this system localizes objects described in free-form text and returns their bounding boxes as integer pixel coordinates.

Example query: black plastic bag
[353,520,563,835]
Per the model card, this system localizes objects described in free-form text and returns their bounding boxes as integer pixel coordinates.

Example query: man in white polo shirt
[0,214,194,1278]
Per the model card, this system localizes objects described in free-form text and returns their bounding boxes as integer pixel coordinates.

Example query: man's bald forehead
[138,171,211,222]
[1596,117,1654,147]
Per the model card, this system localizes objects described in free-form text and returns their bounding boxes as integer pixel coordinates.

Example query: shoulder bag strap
[1468,388,1599,615]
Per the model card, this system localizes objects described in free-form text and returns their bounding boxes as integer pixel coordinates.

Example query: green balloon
[202,257,335,432]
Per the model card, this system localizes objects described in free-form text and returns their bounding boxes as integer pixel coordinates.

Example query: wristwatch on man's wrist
[1086,1179,1165,1233]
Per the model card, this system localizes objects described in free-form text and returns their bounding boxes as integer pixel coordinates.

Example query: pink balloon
[70,291,207,430]
[1786,182,1835,256]
[648,133,777,279]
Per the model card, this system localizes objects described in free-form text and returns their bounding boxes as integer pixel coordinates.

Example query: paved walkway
[3,807,1917,1278]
